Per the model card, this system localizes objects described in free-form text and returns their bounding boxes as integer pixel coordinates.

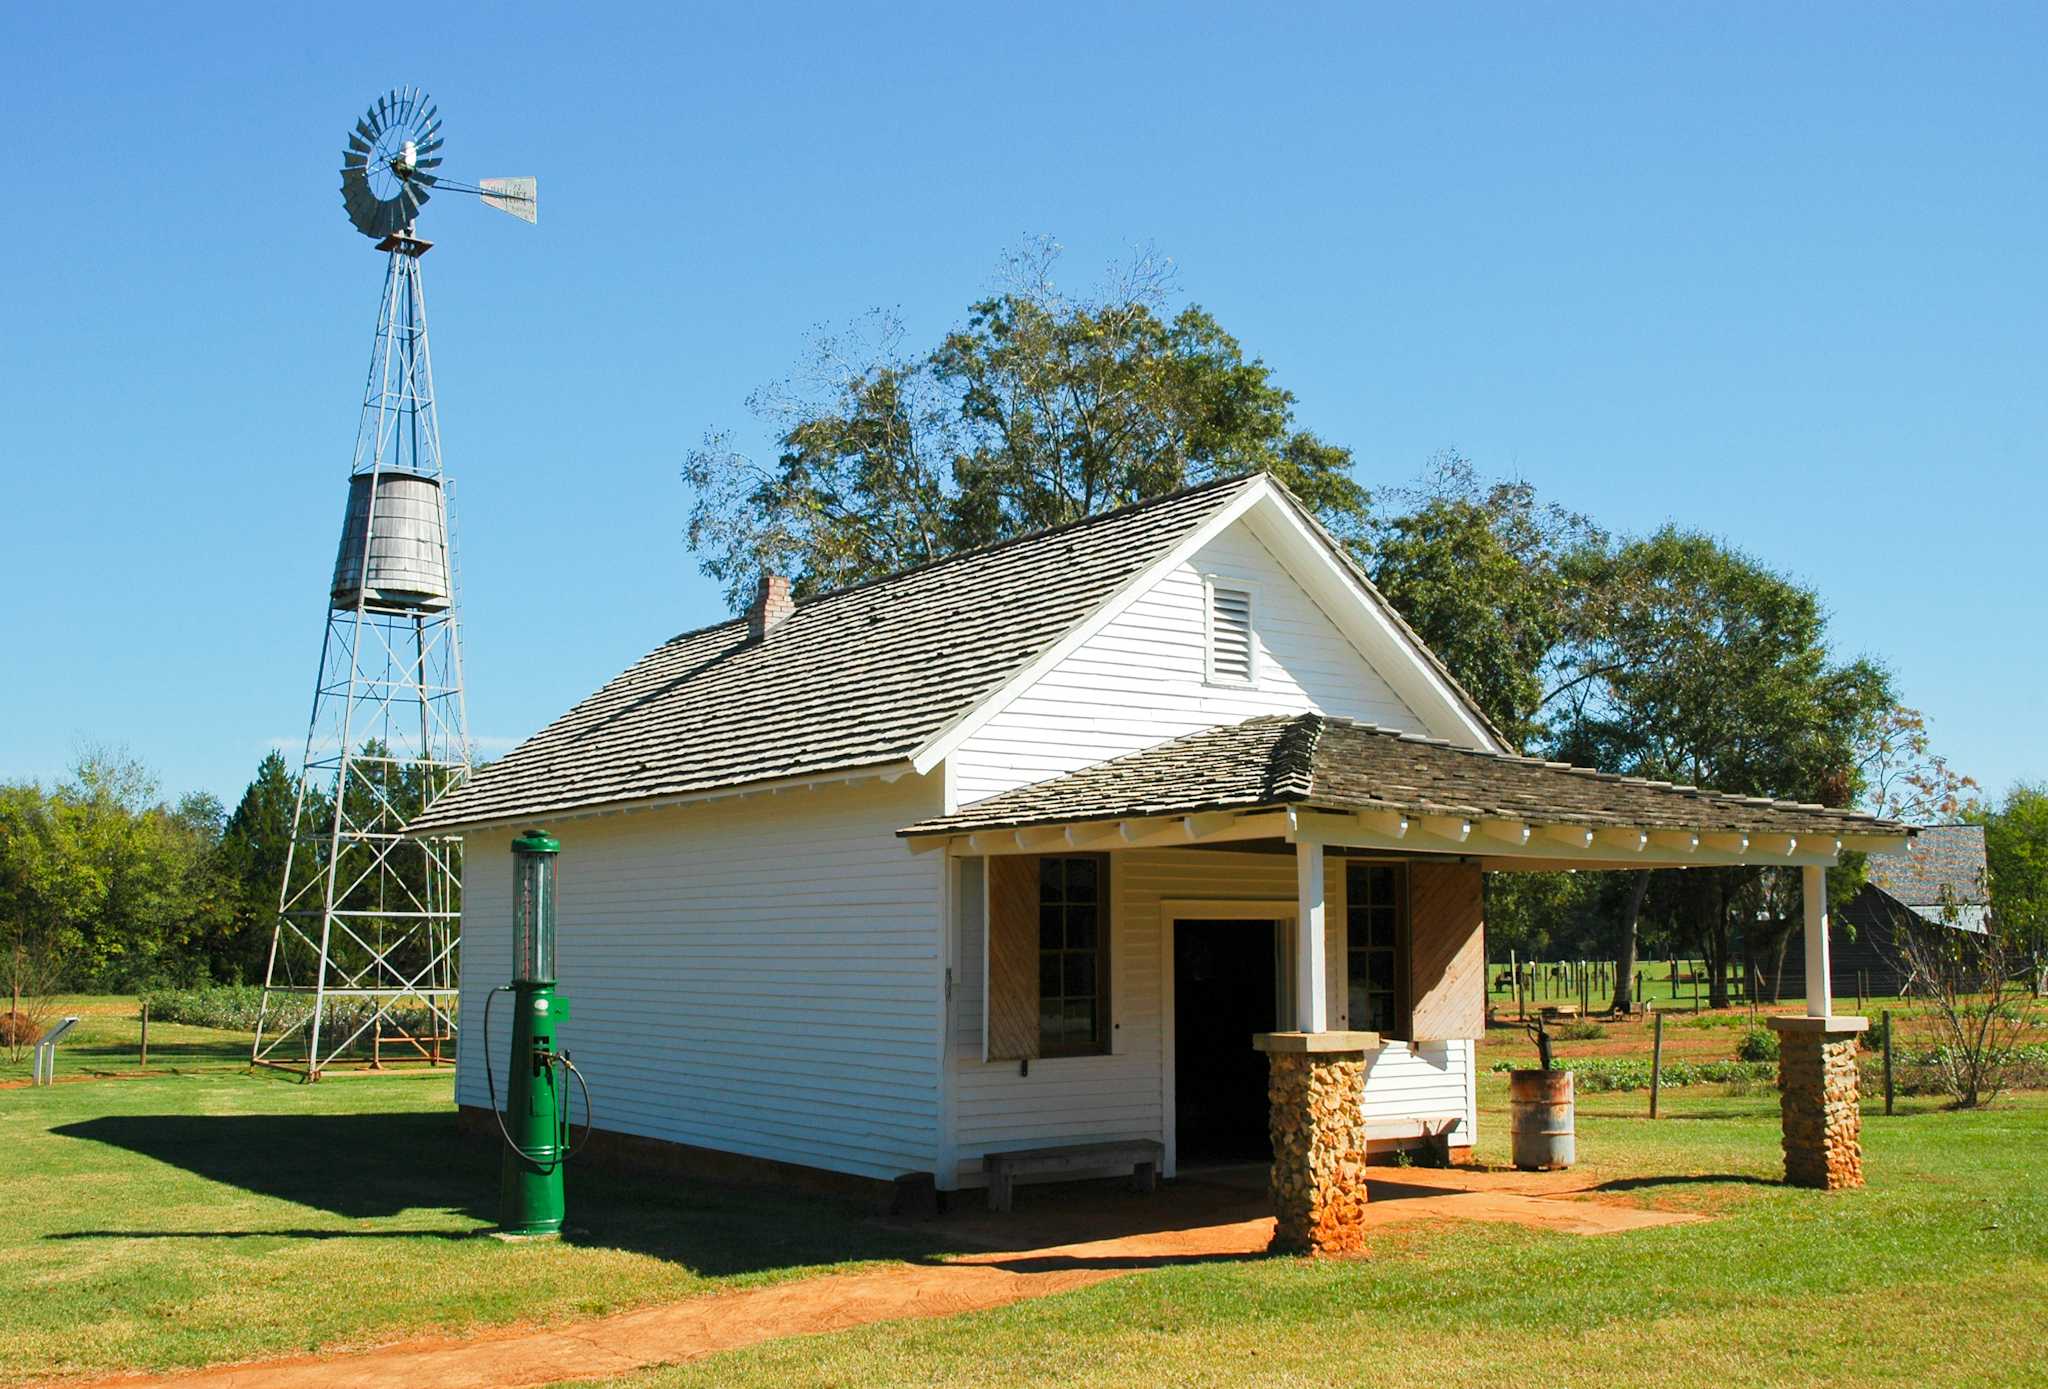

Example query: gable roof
[1865,824,1989,907]
[410,474,1507,834]
[899,713,1909,843]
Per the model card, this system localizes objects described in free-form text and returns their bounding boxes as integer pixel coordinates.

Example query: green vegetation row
[1487,1056,1777,1091]
[141,982,451,1049]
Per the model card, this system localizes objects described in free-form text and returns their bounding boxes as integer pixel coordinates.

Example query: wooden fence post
[139,999,149,1071]
[1882,1008,1895,1117]
[1650,1008,1664,1119]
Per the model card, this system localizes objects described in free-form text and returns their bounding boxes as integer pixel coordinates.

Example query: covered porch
[906,714,1910,1255]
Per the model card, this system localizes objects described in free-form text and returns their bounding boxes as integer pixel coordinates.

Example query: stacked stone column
[1252,1031,1377,1256]
[1767,1016,1867,1190]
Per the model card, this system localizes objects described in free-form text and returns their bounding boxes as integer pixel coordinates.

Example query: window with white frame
[1205,581,1257,686]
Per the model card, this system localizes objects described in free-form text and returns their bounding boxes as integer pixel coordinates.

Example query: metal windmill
[254,88,536,1077]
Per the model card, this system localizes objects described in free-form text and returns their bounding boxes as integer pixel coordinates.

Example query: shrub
[1678,1013,1754,1030]
[1736,1026,1779,1063]
[1555,1021,1607,1041]
[1860,1043,2048,1099]
[141,983,451,1052]
[1489,1056,1775,1092]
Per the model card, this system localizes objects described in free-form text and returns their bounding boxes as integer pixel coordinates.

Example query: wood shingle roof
[410,475,1265,832]
[899,713,1909,841]
[1865,824,1989,906]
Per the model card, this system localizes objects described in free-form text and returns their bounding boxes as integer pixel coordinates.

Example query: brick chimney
[748,572,795,641]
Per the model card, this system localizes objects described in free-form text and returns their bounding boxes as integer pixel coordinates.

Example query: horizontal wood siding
[947,847,1477,1184]
[454,776,945,1182]
[1363,1041,1476,1142]
[952,521,1424,802]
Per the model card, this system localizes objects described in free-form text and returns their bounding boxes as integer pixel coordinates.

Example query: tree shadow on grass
[49,1112,951,1278]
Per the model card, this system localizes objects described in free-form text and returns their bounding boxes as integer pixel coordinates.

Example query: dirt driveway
[73,1165,1698,1389]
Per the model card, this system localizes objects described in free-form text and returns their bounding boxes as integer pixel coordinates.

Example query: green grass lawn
[0,1068,951,1384]
[598,1081,2048,1389]
[0,994,255,1085]
[8,1026,2047,1388]
[1485,957,1918,1015]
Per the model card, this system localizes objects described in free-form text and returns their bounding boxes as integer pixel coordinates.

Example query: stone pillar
[1253,1031,1378,1256]
[1767,1015,1868,1190]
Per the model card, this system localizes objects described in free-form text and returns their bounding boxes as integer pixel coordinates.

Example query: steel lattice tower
[254,228,473,1077]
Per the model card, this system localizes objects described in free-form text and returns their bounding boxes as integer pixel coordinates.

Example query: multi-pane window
[1039,855,1109,1055]
[1346,863,1406,1036]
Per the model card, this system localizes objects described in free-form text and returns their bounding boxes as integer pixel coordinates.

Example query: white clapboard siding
[1363,1041,1476,1143]
[946,846,1475,1186]
[455,775,946,1182]
[952,520,1424,801]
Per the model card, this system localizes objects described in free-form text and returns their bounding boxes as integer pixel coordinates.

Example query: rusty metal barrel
[1509,1068,1576,1170]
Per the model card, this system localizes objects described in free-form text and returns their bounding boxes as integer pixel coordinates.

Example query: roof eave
[407,757,922,838]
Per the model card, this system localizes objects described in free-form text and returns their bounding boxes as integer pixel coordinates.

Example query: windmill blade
[479,177,538,224]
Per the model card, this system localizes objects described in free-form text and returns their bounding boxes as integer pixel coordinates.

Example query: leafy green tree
[59,748,232,988]
[1360,454,1610,746]
[213,752,320,982]
[0,780,97,1049]
[1550,528,1894,1006]
[1976,783,2048,994]
[684,240,1366,607]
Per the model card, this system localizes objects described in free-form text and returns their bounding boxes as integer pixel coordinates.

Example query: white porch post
[1295,839,1328,1032]
[1774,863,1866,1189]
[1802,864,1832,1018]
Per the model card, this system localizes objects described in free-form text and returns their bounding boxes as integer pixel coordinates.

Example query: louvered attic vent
[1208,584,1256,685]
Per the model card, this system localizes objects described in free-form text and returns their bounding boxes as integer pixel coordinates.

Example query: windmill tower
[254,88,536,1078]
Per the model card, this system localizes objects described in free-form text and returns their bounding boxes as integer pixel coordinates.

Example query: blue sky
[1,4,2041,809]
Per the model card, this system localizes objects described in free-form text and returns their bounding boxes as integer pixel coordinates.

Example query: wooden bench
[984,1139,1164,1213]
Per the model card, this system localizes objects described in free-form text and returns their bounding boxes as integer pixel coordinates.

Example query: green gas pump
[486,829,590,1236]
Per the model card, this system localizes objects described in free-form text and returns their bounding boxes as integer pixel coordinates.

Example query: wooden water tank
[330,471,451,611]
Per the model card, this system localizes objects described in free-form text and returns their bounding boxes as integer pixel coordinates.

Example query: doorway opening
[1173,918,1279,1165]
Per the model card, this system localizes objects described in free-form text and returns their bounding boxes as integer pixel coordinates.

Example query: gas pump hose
[482,984,596,1169]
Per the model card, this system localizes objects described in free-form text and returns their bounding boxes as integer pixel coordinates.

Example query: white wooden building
[412,474,1908,1203]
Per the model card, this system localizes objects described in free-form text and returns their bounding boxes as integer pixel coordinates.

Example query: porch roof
[900,714,1911,868]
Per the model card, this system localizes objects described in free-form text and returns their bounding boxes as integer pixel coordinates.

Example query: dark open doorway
[1173,919,1279,1165]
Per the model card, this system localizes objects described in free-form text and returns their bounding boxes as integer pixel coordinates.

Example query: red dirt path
[68,1168,1698,1389]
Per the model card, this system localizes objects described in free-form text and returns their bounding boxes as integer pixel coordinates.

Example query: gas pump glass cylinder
[510,830,559,984]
